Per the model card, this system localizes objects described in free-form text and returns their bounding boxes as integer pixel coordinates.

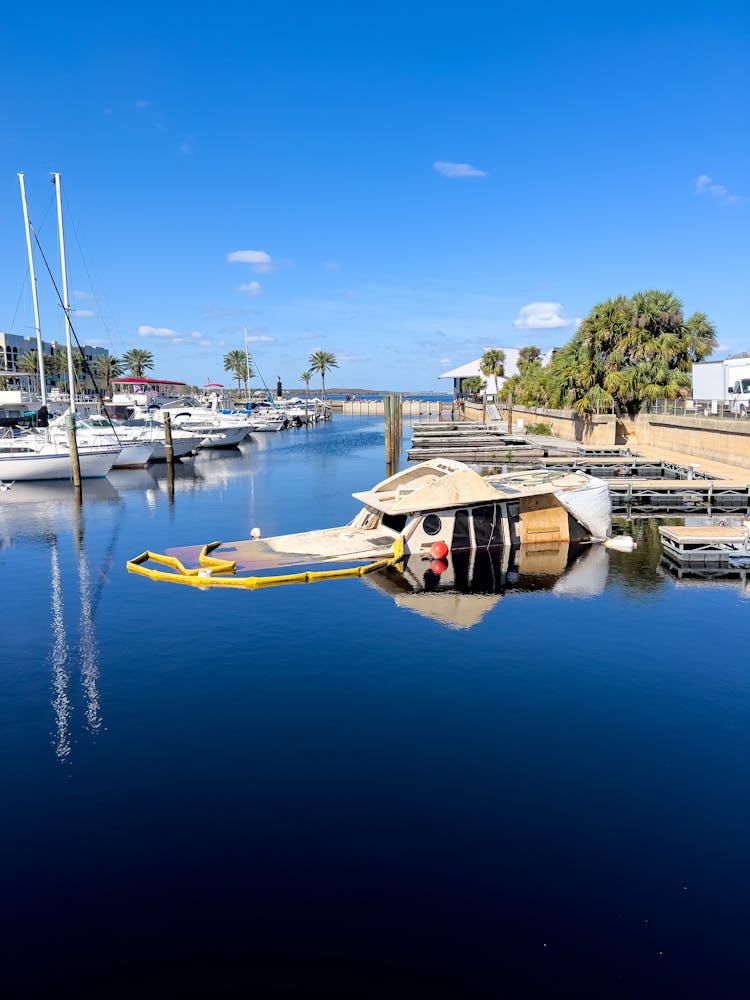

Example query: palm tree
[16,349,50,398]
[224,349,254,397]
[92,352,124,397]
[300,369,313,420]
[480,348,505,422]
[480,349,506,400]
[52,348,85,392]
[547,289,717,415]
[308,350,338,402]
[122,348,155,378]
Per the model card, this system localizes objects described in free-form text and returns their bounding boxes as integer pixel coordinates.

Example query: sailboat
[0,174,119,481]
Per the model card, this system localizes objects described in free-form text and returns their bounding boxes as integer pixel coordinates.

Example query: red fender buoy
[430,558,448,575]
[430,540,449,559]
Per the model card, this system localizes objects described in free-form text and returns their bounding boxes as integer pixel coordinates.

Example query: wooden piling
[166,461,175,506]
[64,412,81,488]
[384,392,402,474]
[163,412,174,464]
[507,390,513,435]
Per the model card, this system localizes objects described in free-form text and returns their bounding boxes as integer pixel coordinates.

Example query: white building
[0,330,108,391]
[439,348,554,398]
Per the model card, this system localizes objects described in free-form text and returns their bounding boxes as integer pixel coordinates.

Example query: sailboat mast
[52,173,76,414]
[18,173,47,405]
[243,324,251,401]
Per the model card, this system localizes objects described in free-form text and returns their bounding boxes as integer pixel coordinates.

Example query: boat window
[453,509,471,549]
[422,514,442,536]
[472,504,503,547]
[382,512,408,532]
[506,501,520,546]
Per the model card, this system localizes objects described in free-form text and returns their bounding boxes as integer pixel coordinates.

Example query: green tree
[122,348,155,378]
[52,348,85,391]
[480,348,505,422]
[16,349,42,374]
[480,348,506,399]
[308,350,338,401]
[16,349,52,391]
[547,289,716,415]
[300,369,313,419]
[517,346,542,372]
[461,376,485,398]
[92,352,124,397]
[504,345,550,407]
[224,349,254,396]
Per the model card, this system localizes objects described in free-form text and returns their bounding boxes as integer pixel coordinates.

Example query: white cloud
[246,334,274,343]
[513,302,576,330]
[439,357,452,366]
[227,249,273,273]
[73,289,92,301]
[138,325,214,347]
[433,161,488,178]
[239,281,263,296]
[695,174,740,203]
[139,325,180,339]
[324,261,341,271]
[75,309,94,318]
[135,99,150,110]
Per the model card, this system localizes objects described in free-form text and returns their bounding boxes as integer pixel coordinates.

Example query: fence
[646,399,750,420]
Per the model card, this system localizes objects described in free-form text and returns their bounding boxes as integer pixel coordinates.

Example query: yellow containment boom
[126,537,405,590]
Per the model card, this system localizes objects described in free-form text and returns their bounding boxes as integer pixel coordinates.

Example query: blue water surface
[0,414,748,996]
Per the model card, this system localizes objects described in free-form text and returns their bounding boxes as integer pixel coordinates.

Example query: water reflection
[0,481,109,761]
[49,537,71,761]
[366,542,609,629]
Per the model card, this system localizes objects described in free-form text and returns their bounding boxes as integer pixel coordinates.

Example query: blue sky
[1,1,748,390]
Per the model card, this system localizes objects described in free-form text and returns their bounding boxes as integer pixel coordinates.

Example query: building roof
[112,377,188,385]
[439,348,554,382]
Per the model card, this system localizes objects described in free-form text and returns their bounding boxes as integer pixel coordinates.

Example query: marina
[1,412,749,994]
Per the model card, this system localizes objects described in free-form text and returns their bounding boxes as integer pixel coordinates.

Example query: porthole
[423,514,442,536]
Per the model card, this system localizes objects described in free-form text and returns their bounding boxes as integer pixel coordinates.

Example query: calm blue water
[1,415,748,995]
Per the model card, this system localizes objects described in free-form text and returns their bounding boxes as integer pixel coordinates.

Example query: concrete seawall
[510,405,750,471]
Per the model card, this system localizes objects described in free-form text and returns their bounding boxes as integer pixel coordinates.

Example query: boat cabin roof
[352,459,507,515]
[351,459,592,516]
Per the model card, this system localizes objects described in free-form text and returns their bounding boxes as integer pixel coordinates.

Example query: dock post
[166,461,175,507]
[65,412,82,489]
[507,390,514,434]
[163,412,174,464]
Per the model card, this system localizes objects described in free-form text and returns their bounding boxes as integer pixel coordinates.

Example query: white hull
[248,420,287,432]
[196,426,249,448]
[0,446,119,481]
[112,441,158,468]
[149,434,203,460]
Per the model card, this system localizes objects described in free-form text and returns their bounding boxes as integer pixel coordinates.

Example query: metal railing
[646,399,750,419]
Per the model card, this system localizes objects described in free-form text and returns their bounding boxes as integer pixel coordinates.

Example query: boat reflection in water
[0,480,112,761]
[364,542,609,629]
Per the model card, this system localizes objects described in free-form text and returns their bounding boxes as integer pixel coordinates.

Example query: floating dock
[658,523,750,567]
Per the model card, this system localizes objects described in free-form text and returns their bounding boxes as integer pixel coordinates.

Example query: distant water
[1,414,748,995]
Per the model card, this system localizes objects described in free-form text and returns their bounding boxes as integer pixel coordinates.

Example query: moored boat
[0,434,119,481]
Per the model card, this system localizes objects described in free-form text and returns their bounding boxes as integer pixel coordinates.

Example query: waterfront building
[439,347,554,399]
[0,329,109,394]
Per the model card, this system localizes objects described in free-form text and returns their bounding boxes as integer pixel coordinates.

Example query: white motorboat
[42,416,157,468]
[85,414,203,462]
[245,403,288,432]
[128,459,616,589]
[0,432,118,481]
